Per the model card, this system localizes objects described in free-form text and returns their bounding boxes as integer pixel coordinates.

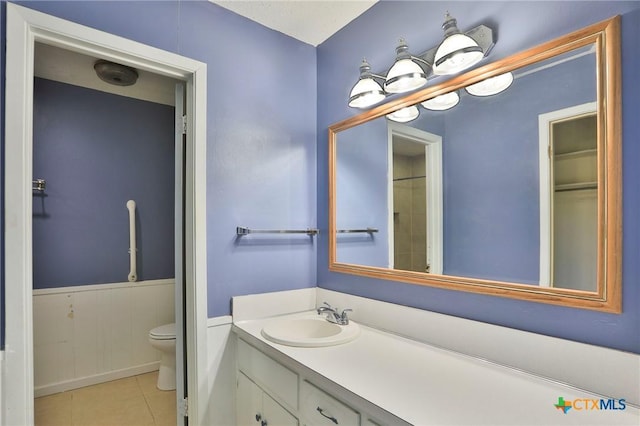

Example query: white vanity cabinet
[299,380,360,425]
[236,339,298,426]
[235,336,396,426]
[237,372,298,426]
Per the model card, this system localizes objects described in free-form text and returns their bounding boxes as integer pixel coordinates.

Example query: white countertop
[234,311,639,426]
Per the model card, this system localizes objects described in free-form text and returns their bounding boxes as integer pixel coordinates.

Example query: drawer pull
[317,407,339,424]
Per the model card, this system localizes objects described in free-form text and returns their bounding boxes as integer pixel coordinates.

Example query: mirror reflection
[335,44,598,290]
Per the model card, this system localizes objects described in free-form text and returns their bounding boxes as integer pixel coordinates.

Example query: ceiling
[210,0,378,46]
[34,43,177,106]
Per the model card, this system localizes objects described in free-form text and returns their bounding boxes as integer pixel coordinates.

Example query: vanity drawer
[300,380,360,426]
[237,338,298,409]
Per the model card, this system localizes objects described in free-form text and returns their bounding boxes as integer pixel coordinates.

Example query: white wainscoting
[33,279,175,397]
[205,316,235,426]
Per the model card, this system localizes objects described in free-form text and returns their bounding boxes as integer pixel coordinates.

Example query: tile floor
[34,371,177,426]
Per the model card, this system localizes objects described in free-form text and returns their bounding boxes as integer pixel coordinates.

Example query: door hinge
[178,397,188,417]
[182,115,187,135]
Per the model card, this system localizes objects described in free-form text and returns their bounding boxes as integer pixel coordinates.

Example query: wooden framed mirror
[328,16,621,312]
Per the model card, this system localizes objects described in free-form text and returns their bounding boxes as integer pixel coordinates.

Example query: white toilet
[148,323,176,391]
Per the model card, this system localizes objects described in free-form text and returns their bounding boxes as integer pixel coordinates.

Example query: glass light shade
[386,105,420,123]
[384,58,427,94]
[349,77,386,108]
[465,72,514,96]
[433,33,483,75]
[421,91,460,111]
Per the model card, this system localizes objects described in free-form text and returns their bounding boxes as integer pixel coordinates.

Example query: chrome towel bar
[236,226,319,236]
[337,228,378,234]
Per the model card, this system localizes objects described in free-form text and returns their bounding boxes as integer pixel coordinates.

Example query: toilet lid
[149,323,176,340]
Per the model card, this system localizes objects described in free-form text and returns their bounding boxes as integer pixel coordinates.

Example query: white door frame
[387,122,443,274]
[538,101,597,287]
[4,4,208,425]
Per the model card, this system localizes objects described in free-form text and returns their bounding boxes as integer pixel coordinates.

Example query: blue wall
[32,78,175,288]
[440,53,596,283]
[317,1,640,354]
[0,0,317,347]
[335,117,389,266]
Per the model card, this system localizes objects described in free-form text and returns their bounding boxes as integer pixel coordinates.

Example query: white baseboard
[34,361,160,398]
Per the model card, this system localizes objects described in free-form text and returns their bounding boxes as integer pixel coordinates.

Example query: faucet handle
[340,308,353,323]
[323,301,334,309]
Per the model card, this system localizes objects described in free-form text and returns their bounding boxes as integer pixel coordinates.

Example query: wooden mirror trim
[328,16,621,313]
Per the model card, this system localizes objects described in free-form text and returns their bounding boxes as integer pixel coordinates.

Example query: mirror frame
[328,16,621,313]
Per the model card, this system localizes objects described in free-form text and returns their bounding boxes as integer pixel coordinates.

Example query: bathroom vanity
[235,313,406,426]
[232,289,639,426]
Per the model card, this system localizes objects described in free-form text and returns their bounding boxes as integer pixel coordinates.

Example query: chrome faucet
[317,302,352,325]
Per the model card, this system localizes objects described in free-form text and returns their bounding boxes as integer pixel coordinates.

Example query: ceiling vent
[94,60,139,86]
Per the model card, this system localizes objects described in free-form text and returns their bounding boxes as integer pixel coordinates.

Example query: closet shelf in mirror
[393,175,426,182]
[554,149,596,160]
[555,182,598,192]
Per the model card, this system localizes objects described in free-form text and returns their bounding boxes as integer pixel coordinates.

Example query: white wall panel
[205,316,235,426]
[72,290,100,378]
[109,287,134,370]
[157,283,176,326]
[131,285,159,366]
[32,280,174,396]
[33,293,75,387]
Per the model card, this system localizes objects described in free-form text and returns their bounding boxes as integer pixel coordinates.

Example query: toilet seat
[149,323,176,340]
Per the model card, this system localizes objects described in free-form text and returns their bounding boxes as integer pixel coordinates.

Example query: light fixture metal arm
[367,24,495,81]
[420,24,495,71]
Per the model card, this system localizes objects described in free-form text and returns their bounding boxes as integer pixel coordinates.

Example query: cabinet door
[300,381,360,426]
[237,373,263,426]
[263,392,298,426]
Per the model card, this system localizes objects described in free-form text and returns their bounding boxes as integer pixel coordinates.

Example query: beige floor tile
[72,393,154,426]
[146,390,177,425]
[35,392,73,426]
[137,371,161,396]
[35,374,176,426]
[72,376,141,404]
[35,392,72,413]
[35,408,73,426]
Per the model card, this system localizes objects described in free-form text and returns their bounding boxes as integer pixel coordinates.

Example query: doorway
[4,4,208,425]
[32,42,178,421]
[387,122,443,274]
[538,102,598,290]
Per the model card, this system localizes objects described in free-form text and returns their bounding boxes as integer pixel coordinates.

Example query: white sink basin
[261,316,360,347]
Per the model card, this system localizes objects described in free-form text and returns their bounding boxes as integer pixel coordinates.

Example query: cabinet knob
[261,420,268,426]
[255,413,261,422]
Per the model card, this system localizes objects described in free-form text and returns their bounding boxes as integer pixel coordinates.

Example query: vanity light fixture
[348,12,495,109]
[421,91,460,111]
[433,12,484,76]
[465,72,515,96]
[386,105,420,123]
[384,38,429,94]
[348,59,387,108]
